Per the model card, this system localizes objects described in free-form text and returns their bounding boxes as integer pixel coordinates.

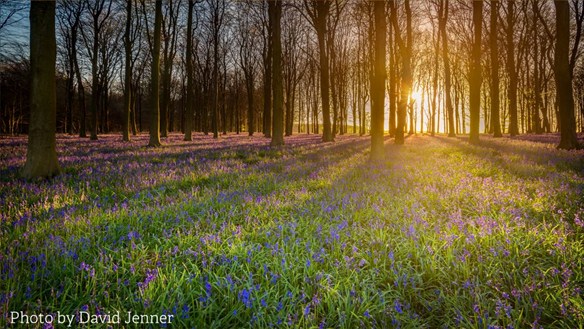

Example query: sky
[1,2,30,60]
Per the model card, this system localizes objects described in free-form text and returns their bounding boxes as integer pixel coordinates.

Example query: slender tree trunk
[130,86,137,135]
[555,0,580,149]
[263,7,273,138]
[23,0,60,179]
[388,17,396,137]
[270,0,284,146]
[315,1,333,142]
[246,71,254,136]
[65,50,74,135]
[90,23,99,140]
[491,0,502,137]
[431,26,439,136]
[123,0,132,142]
[148,0,162,147]
[469,0,483,144]
[439,0,455,137]
[532,4,542,134]
[211,20,220,139]
[507,0,519,136]
[371,0,386,160]
[184,0,194,141]
[74,44,86,138]
[392,0,412,145]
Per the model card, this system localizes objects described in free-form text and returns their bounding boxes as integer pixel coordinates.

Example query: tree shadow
[1,134,372,232]
[431,135,584,177]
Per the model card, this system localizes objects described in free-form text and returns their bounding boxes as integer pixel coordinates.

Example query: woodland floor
[0,133,583,328]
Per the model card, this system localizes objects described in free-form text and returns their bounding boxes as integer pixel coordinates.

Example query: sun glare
[410,90,422,104]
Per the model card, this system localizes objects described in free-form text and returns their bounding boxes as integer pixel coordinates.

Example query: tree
[438,0,455,137]
[504,0,519,136]
[149,0,162,147]
[184,0,195,141]
[209,0,226,139]
[236,1,259,136]
[160,0,181,137]
[283,7,305,137]
[469,0,483,144]
[390,0,412,145]
[270,0,284,146]
[490,0,502,137]
[23,0,60,179]
[123,0,132,142]
[262,0,273,138]
[81,0,113,140]
[554,0,580,149]
[370,0,385,160]
[0,1,24,35]
[304,0,334,142]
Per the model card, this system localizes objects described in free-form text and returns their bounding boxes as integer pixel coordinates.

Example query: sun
[410,90,423,104]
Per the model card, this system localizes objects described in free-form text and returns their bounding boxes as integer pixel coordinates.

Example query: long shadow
[0,133,382,325]
[1,134,372,233]
[431,135,584,177]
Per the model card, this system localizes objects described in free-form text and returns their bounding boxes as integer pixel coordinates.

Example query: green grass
[0,133,582,328]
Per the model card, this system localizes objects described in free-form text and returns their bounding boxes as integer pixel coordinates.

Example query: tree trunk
[23,0,60,179]
[246,70,254,136]
[270,0,284,146]
[316,1,333,142]
[370,0,386,160]
[123,0,132,142]
[506,0,518,136]
[263,6,273,138]
[555,0,580,149]
[439,0,455,137]
[148,0,162,147]
[391,0,412,145]
[491,0,502,137]
[90,19,99,140]
[469,0,483,144]
[74,43,86,138]
[388,17,396,137]
[184,0,194,141]
[211,6,220,139]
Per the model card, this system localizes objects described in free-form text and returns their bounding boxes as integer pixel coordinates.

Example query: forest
[1,0,583,149]
[1,0,583,328]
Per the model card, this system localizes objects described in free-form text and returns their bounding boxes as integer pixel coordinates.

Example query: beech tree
[184,0,196,141]
[303,0,334,142]
[148,0,163,147]
[554,0,580,149]
[490,0,502,137]
[270,0,284,146]
[370,0,385,160]
[123,0,132,141]
[390,0,412,145]
[23,0,60,179]
[469,0,482,144]
[81,0,113,140]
